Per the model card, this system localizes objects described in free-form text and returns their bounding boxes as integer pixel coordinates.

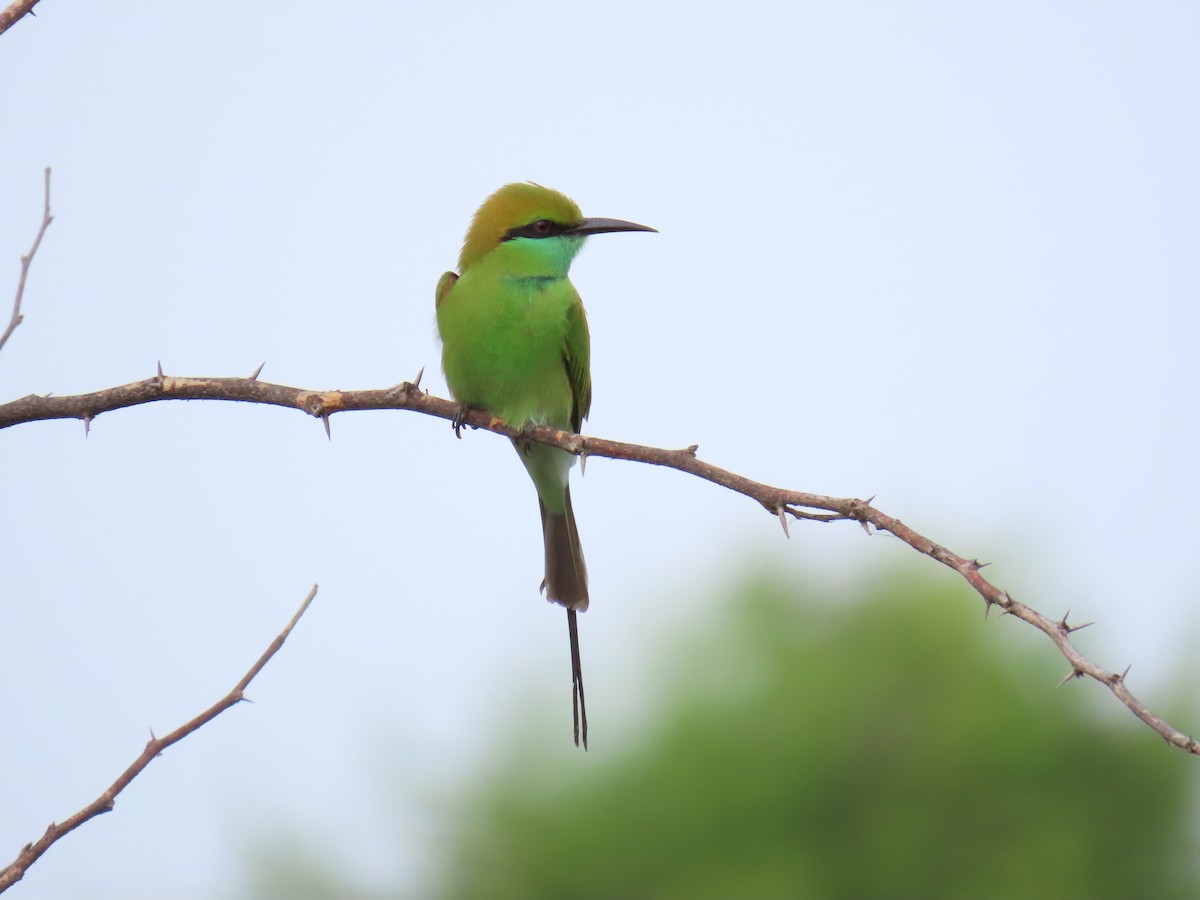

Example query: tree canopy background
[247,566,1199,899]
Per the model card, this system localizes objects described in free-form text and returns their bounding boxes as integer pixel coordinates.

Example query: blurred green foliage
[435,570,1197,899]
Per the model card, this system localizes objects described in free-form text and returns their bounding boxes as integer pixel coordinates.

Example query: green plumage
[436,182,654,748]
[437,241,591,519]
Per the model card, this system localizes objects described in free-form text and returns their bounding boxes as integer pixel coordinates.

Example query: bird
[436,182,656,749]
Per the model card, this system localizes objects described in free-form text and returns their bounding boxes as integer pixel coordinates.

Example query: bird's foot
[451,403,474,439]
[515,420,537,457]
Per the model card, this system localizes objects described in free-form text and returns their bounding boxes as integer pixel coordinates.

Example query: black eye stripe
[502,219,572,241]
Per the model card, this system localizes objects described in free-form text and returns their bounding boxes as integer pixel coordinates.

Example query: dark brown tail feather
[539,488,589,749]
[567,608,587,749]
[539,488,588,609]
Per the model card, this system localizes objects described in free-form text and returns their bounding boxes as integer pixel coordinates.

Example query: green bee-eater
[436,182,655,749]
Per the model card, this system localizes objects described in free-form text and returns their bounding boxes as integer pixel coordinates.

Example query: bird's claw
[451,403,473,439]
[516,420,537,456]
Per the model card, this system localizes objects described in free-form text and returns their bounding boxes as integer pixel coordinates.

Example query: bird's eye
[533,219,552,234]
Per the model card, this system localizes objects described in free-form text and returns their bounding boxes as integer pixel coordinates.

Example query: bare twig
[0,584,319,894]
[0,166,53,355]
[1,374,1196,755]
[0,0,41,37]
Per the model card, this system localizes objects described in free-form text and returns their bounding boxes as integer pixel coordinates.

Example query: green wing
[563,299,592,432]
[435,271,458,308]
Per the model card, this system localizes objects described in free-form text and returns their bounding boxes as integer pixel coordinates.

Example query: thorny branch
[2,373,1197,757]
[0,166,53,354]
[0,0,41,38]
[0,585,319,894]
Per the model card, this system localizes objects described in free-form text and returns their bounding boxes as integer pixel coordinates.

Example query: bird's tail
[539,488,588,749]
[540,486,588,609]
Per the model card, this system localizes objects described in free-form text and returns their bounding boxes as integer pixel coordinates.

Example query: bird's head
[457,182,655,275]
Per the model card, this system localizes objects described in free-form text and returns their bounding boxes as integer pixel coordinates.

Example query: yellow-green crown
[458,182,582,271]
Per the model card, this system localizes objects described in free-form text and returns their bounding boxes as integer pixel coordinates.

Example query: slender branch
[0,166,53,355]
[2,373,1196,756]
[0,0,40,37]
[0,584,319,894]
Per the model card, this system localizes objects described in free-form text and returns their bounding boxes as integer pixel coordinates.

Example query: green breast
[438,269,579,430]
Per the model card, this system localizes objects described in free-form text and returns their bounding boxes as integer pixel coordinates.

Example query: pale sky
[2,4,1198,897]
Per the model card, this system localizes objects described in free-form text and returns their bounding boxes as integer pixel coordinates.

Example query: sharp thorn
[776,503,790,539]
[250,361,265,380]
[156,360,164,378]
[580,449,588,477]
[413,365,425,389]
[1057,610,1094,634]
[1057,668,1081,687]
[322,414,332,440]
[83,415,91,438]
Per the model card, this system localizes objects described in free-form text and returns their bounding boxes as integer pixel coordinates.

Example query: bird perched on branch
[436,182,656,749]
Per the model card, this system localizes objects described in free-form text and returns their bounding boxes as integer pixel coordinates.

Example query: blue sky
[2,4,1198,897]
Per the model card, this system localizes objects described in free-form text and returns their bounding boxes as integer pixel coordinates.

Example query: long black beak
[565,217,657,237]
